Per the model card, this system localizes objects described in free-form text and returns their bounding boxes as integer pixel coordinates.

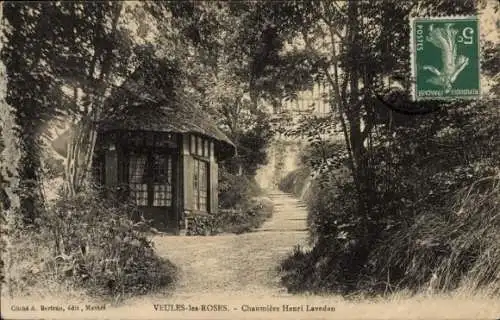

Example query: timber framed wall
[180,133,219,229]
[95,131,221,233]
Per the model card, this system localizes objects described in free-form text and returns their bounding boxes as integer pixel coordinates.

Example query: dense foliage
[3,0,498,301]
[5,189,176,301]
[281,101,499,295]
[187,197,274,236]
[274,0,500,296]
[187,170,273,235]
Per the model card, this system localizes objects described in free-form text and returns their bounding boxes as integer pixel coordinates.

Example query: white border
[409,15,481,101]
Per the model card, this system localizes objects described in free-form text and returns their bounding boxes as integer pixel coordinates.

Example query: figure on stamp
[422,23,469,93]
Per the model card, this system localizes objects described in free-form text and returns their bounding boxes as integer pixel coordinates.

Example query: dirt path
[3,191,499,319]
[152,190,310,297]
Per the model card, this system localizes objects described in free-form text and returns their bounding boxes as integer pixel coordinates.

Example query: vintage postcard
[1,1,499,320]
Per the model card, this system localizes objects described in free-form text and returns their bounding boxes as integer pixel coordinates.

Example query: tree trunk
[344,0,374,244]
[346,0,364,193]
[63,3,123,196]
[0,2,22,295]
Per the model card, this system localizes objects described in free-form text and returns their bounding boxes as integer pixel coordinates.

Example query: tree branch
[319,1,345,42]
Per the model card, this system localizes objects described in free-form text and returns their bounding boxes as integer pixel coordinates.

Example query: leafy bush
[218,169,262,209]
[280,101,500,296]
[218,197,274,234]
[4,189,177,301]
[371,175,500,294]
[278,167,311,197]
[280,245,317,294]
[187,197,274,235]
[186,214,220,236]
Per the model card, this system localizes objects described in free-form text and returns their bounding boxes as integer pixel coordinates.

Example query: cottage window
[91,153,105,185]
[197,136,203,156]
[128,152,173,207]
[129,154,148,206]
[152,153,172,207]
[193,158,209,212]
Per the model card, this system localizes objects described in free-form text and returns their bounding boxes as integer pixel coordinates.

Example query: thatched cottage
[54,60,235,233]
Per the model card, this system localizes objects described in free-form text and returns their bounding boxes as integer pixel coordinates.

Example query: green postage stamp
[411,16,480,101]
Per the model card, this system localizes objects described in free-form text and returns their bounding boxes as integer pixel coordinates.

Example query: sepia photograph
[1,1,499,319]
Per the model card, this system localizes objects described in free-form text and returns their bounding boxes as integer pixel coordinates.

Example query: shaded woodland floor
[2,191,499,319]
[124,191,500,319]
[153,191,310,297]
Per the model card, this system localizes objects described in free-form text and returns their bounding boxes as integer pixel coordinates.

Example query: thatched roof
[52,59,236,159]
[98,59,236,158]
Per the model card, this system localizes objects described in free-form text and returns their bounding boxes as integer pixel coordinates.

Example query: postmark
[410,16,481,101]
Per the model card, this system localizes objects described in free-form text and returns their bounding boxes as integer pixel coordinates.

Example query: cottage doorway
[128,149,177,230]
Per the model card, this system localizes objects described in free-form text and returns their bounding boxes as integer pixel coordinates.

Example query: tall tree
[2,3,64,221]
[2,2,138,201]
[144,1,279,176]
[56,2,133,196]
[0,3,21,216]
[0,2,21,290]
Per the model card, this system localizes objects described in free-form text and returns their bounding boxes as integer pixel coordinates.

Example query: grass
[2,225,87,301]
[280,174,500,299]
[374,174,500,294]
[2,226,178,303]
[278,167,312,198]
[2,190,178,303]
[2,192,499,319]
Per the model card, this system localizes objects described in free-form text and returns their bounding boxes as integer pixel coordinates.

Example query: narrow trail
[152,190,310,298]
[118,191,500,320]
[4,191,499,320]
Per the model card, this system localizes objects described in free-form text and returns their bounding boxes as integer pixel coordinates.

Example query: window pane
[145,132,154,147]
[168,157,172,183]
[129,153,148,206]
[192,158,209,212]
[193,159,199,210]
[153,184,172,207]
[201,161,208,212]
[200,196,206,212]
[197,137,202,156]
[130,135,143,147]
[152,153,168,183]
[193,160,199,188]
[152,154,172,207]
[200,162,207,191]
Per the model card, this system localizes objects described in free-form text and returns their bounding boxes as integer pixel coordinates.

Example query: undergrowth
[281,175,500,296]
[187,170,274,236]
[3,189,177,302]
[279,102,500,297]
[376,175,500,294]
[278,167,311,198]
[187,197,274,235]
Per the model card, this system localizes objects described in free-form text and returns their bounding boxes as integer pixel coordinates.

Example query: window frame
[192,155,210,213]
[92,151,106,186]
[190,134,211,213]
[127,149,175,208]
